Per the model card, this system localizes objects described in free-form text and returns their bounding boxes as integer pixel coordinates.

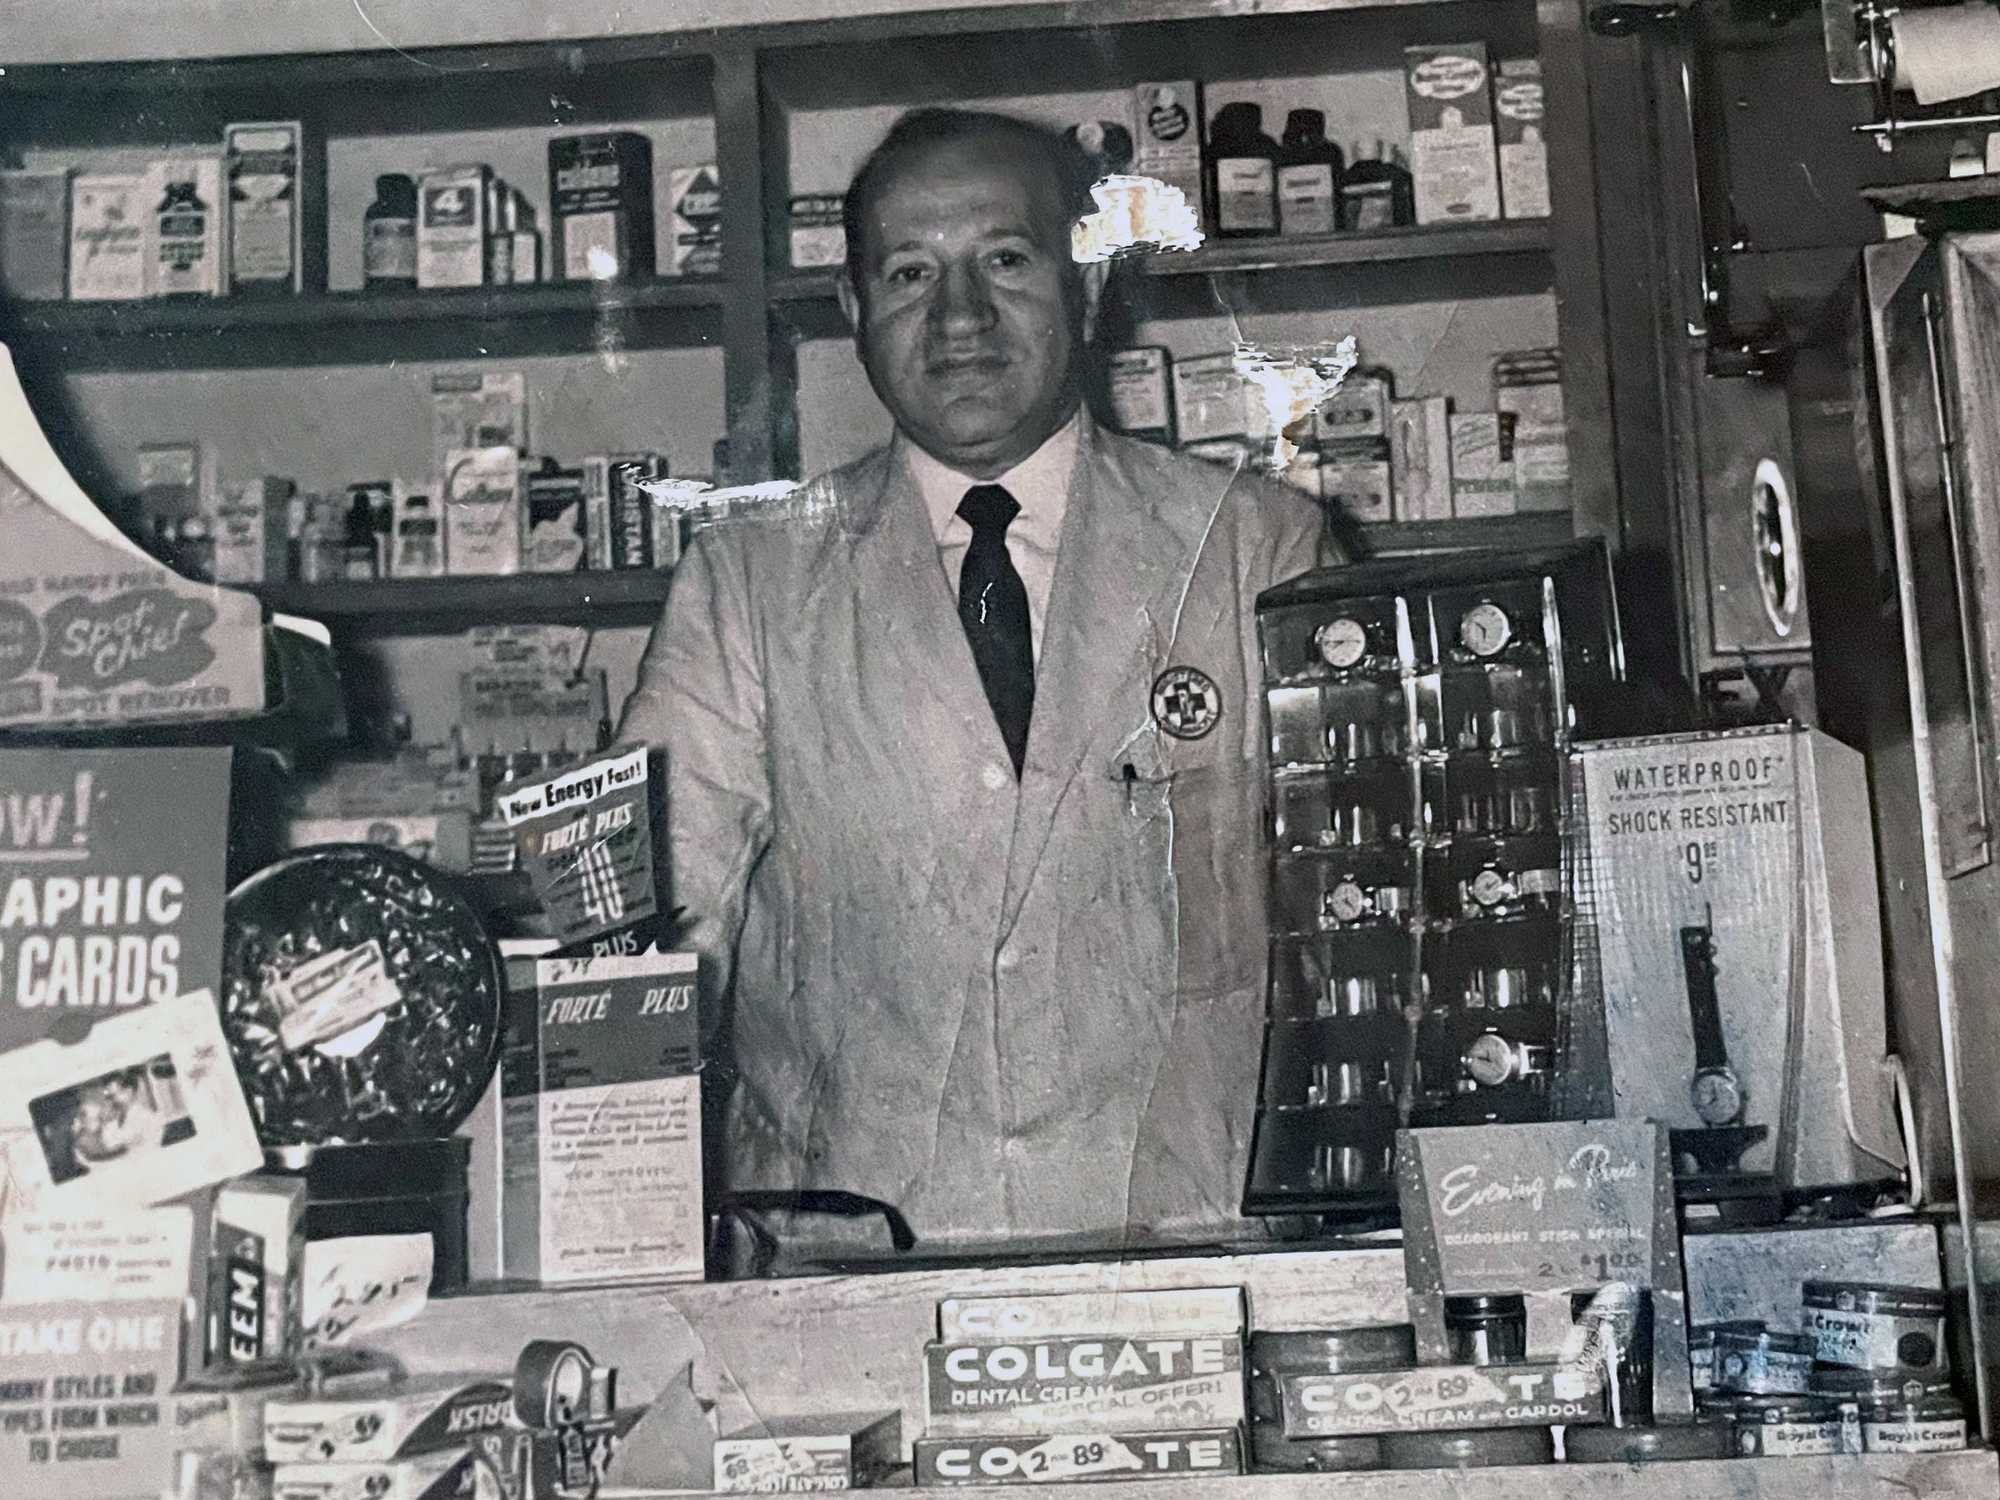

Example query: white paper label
[269,940,402,1056]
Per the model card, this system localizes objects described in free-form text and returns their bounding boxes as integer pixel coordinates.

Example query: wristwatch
[1320,878,1409,929]
[1681,915,1746,1126]
[1460,1032,1551,1090]
[1458,601,1514,660]
[1314,616,1371,671]
[1461,861,1560,916]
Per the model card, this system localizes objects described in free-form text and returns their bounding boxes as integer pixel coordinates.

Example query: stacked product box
[1314,368,1394,525]
[915,1286,1249,1485]
[1404,44,1501,226]
[713,1412,902,1493]
[264,1377,515,1500]
[498,947,704,1287]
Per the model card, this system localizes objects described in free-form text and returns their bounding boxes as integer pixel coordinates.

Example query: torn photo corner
[0,987,261,1221]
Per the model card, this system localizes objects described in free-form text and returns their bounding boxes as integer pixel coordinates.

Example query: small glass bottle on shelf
[1207,102,1280,238]
[362,174,418,290]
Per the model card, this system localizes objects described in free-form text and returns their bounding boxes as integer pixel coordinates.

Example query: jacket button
[980,762,1010,792]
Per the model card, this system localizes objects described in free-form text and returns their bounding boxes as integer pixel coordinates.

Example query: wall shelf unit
[0,0,1618,630]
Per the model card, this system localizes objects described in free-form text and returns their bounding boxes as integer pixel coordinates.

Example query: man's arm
[619,526,773,1010]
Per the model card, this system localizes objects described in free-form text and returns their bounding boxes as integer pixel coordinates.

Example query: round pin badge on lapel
[1151,666,1222,740]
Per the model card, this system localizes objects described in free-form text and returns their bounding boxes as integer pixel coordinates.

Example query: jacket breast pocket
[1107,735,1266,1001]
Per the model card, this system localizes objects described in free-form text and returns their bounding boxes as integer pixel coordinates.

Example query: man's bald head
[842,108,1097,290]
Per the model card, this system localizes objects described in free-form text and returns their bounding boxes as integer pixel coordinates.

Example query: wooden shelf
[257,571,673,631]
[1141,220,1551,277]
[1359,514,1574,554]
[0,280,726,370]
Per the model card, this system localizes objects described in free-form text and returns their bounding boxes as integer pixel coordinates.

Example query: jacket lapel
[838,443,1020,778]
[1001,422,1214,929]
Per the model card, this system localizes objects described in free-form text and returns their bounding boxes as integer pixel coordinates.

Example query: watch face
[1464,1032,1517,1087]
[1327,880,1368,924]
[1314,617,1369,670]
[1691,1067,1744,1126]
[1459,602,1513,658]
[1467,867,1510,908]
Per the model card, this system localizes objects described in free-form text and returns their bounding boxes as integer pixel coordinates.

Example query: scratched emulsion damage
[637,475,819,528]
[1233,337,1359,470]
[1071,174,1204,264]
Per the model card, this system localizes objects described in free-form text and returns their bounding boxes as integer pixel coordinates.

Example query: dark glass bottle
[1277,109,1343,238]
[1207,101,1279,237]
[362,174,417,289]
[1338,139,1416,232]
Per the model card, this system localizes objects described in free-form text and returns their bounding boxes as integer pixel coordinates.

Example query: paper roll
[1892,3,2000,106]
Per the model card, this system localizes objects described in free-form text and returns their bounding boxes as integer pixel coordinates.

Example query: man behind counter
[620,107,1333,1254]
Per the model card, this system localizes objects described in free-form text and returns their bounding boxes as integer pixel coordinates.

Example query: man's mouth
[928,350,1008,376]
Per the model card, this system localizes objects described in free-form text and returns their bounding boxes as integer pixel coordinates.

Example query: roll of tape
[515,1339,595,1428]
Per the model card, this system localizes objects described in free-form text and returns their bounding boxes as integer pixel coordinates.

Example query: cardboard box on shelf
[67,173,146,301]
[667,164,722,278]
[212,476,293,584]
[0,169,71,301]
[499,949,703,1285]
[914,1430,1244,1485]
[205,1175,305,1368]
[1171,353,1249,445]
[1496,59,1551,219]
[789,194,846,271]
[937,1286,1245,1341]
[1390,395,1452,521]
[1320,440,1393,525]
[417,164,490,290]
[923,1335,1246,1437]
[1449,411,1515,516]
[441,446,523,576]
[262,1378,512,1466]
[1107,347,1174,444]
[145,156,224,297]
[223,121,302,293]
[550,131,655,282]
[713,1411,900,1493]
[1405,44,1501,226]
[430,371,526,492]
[1131,82,1205,232]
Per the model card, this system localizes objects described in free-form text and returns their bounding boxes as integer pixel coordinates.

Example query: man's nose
[931,260,997,334]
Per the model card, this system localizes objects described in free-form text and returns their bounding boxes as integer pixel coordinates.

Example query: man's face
[847,134,1090,479]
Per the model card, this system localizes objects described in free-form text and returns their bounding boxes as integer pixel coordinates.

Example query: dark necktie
[956,483,1035,777]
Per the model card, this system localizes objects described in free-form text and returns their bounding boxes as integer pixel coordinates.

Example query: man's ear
[837,272,863,340]
[1079,259,1109,344]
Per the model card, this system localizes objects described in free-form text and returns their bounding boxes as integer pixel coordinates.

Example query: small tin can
[1862,1392,1967,1454]
[1728,1396,1843,1458]
[1562,1418,1735,1465]
[1380,1427,1554,1470]
[1445,1293,1528,1367]
[1801,1281,1949,1376]
[1249,1326,1414,1474]
[1689,1321,1764,1394]
[1713,1328,1815,1395]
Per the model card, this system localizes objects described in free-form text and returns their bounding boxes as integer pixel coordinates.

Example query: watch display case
[1245,542,1624,1219]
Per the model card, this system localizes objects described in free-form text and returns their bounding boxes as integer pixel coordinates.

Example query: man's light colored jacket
[620,419,1329,1249]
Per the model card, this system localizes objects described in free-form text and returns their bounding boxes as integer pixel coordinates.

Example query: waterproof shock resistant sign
[0,748,230,1054]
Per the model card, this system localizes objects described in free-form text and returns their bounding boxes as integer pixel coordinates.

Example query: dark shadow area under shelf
[0,282,727,372]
